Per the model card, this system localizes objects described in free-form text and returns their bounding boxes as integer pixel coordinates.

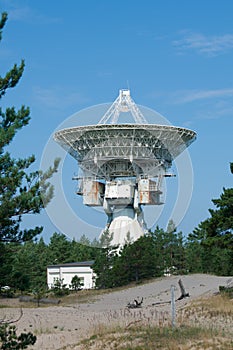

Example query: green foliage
[0,233,99,292]
[219,285,233,298]
[8,240,47,292]
[32,287,47,307]
[114,235,158,285]
[70,275,83,291]
[48,233,72,264]
[186,165,233,275]
[0,324,36,349]
[0,243,13,290]
[151,225,186,275]
[93,227,187,289]
[93,230,119,289]
[0,10,60,297]
[0,12,60,243]
[47,232,99,265]
[184,236,205,273]
[0,12,7,41]
[51,278,69,297]
[99,229,115,249]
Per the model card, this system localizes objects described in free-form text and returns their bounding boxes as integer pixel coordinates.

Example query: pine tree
[186,163,233,275]
[0,12,59,243]
[48,232,72,264]
[93,230,118,289]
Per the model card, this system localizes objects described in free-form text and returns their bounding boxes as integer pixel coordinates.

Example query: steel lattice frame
[54,90,197,246]
[54,124,196,179]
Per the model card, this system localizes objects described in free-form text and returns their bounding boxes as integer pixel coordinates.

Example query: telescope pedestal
[104,206,146,247]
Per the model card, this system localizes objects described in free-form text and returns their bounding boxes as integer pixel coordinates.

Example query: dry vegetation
[77,326,232,350]
[1,275,232,349]
[74,294,233,350]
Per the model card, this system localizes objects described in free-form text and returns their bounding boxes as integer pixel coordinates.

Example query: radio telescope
[54,90,196,246]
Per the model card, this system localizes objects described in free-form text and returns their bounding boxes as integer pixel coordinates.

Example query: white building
[47,260,96,289]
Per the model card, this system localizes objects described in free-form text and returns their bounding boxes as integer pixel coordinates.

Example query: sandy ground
[0,274,232,350]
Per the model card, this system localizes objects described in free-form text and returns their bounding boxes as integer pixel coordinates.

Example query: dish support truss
[54,90,196,247]
[98,89,148,124]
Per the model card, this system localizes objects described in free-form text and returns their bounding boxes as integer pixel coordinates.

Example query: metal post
[171,284,176,329]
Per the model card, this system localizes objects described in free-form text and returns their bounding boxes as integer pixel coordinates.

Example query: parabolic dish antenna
[54,89,196,246]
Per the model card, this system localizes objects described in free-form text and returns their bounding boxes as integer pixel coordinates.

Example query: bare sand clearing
[0,274,232,350]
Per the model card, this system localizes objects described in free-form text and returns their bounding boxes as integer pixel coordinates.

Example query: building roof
[47,260,95,268]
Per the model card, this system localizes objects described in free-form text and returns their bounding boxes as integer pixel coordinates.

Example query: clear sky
[0,0,232,243]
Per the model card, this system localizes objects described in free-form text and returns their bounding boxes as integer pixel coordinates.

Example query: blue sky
[0,0,232,243]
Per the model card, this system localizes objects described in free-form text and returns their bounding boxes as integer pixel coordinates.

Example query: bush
[51,278,69,297]
[0,324,36,349]
[219,285,233,298]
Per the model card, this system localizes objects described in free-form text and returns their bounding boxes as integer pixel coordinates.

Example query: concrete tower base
[104,206,146,247]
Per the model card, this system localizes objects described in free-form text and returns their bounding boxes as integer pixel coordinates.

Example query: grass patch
[33,327,53,335]
[78,324,233,350]
[219,285,233,298]
[77,293,233,350]
[179,293,233,320]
